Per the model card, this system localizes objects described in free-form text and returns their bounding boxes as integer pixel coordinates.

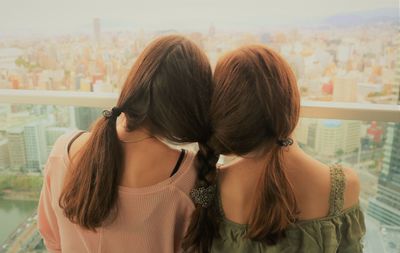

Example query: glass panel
[219,118,400,253]
[0,103,102,253]
[0,1,398,104]
[1,103,399,252]
[297,118,400,253]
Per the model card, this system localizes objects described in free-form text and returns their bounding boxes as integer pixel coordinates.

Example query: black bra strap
[67,130,86,155]
[170,149,186,177]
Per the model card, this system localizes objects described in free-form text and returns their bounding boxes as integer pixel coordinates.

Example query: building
[0,106,10,131]
[93,80,113,93]
[74,107,102,131]
[24,122,47,172]
[368,120,400,226]
[341,120,361,154]
[333,75,358,102]
[7,127,26,170]
[46,127,70,155]
[297,119,361,159]
[0,139,10,170]
[93,18,101,44]
[317,120,360,157]
[295,118,317,149]
[208,24,216,37]
[315,120,345,157]
[0,48,23,69]
[336,43,353,63]
[394,31,400,101]
[367,121,384,143]
[79,78,91,92]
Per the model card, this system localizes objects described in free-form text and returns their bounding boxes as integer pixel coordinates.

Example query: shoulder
[68,132,91,162]
[49,130,89,158]
[43,130,87,184]
[173,150,197,194]
[45,130,88,172]
[48,131,76,158]
[342,166,360,209]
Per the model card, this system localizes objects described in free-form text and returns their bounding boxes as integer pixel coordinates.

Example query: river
[0,198,37,244]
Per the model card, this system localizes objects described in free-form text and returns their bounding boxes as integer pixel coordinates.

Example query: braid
[196,143,219,186]
[183,142,220,253]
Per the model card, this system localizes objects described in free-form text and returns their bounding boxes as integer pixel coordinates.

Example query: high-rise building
[342,120,361,153]
[46,127,70,155]
[208,24,216,37]
[74,107,102,131]
[0,139,10,170]
[315,120,344,157]
[6,111,30,127]
[24,122,47,172]
[93,18,101,44]
[7,127,26,170]
[298,120,361,158]
[295,118,317,149]
[0,106,10,132]
[333,75,358,102]
[395,32,400,102]
[368,120,400,226]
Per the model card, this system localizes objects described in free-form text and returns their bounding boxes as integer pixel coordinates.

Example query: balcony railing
[0,89,399,122]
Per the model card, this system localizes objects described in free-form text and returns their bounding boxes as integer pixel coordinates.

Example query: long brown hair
[211,45,300,244]
[59,35,215,231]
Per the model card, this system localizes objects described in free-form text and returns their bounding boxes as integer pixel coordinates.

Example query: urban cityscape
[0,3,399,253]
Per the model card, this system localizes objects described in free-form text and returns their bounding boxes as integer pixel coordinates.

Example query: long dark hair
[209,45,299,246]
[182,141,219,252]
[59,35,215,231]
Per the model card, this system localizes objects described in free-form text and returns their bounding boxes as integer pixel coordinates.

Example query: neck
[220,138,302,170]
[116,115,153,143]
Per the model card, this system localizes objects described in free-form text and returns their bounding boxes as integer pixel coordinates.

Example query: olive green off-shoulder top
[211,165,366,253]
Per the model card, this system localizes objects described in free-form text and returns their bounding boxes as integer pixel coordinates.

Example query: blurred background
[0,0,399,252]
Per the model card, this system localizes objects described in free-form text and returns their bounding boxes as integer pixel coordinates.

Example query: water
[0,198,37,244]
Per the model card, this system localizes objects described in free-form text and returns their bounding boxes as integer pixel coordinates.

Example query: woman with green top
[183,45,366,253]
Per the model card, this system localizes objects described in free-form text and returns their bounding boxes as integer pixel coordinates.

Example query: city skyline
[1,20,398,105]
[0,0,398,36]
[0,1,398,251]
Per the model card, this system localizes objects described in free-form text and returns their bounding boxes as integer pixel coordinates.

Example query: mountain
[322,8,398,26]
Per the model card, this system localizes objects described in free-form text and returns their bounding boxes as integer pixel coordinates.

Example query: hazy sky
[0,0,398,35]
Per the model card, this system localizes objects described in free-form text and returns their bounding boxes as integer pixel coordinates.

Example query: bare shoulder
[342,166,361,209]
[69,132,92,161]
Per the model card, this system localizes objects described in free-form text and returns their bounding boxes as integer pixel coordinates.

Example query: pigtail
[247,141,297,244]
[59,108,123,230]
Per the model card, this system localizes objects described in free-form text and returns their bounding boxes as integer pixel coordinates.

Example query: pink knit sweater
[37,131,197,253]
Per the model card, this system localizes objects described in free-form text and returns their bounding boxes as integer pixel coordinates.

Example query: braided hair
[183,139,220,252]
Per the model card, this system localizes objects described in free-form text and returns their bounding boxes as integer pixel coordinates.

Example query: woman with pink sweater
[37,35,216,253]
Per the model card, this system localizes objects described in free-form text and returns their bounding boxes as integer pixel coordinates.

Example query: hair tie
[190,184,216,208]
[102,107,123,119]
[277,137,294,147]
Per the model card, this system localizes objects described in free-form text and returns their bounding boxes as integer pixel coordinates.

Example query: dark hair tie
[102,107,123,119]
[277,137,294,147]
[190,184,217,208]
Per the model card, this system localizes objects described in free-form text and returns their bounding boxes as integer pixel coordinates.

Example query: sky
[0,0,398,35]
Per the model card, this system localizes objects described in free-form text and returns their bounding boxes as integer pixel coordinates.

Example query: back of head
[59,35,214,231]
[210,45,300,244]
[118,35,213,141]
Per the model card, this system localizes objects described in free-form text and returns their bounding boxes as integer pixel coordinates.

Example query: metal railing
[0,89,399,122]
